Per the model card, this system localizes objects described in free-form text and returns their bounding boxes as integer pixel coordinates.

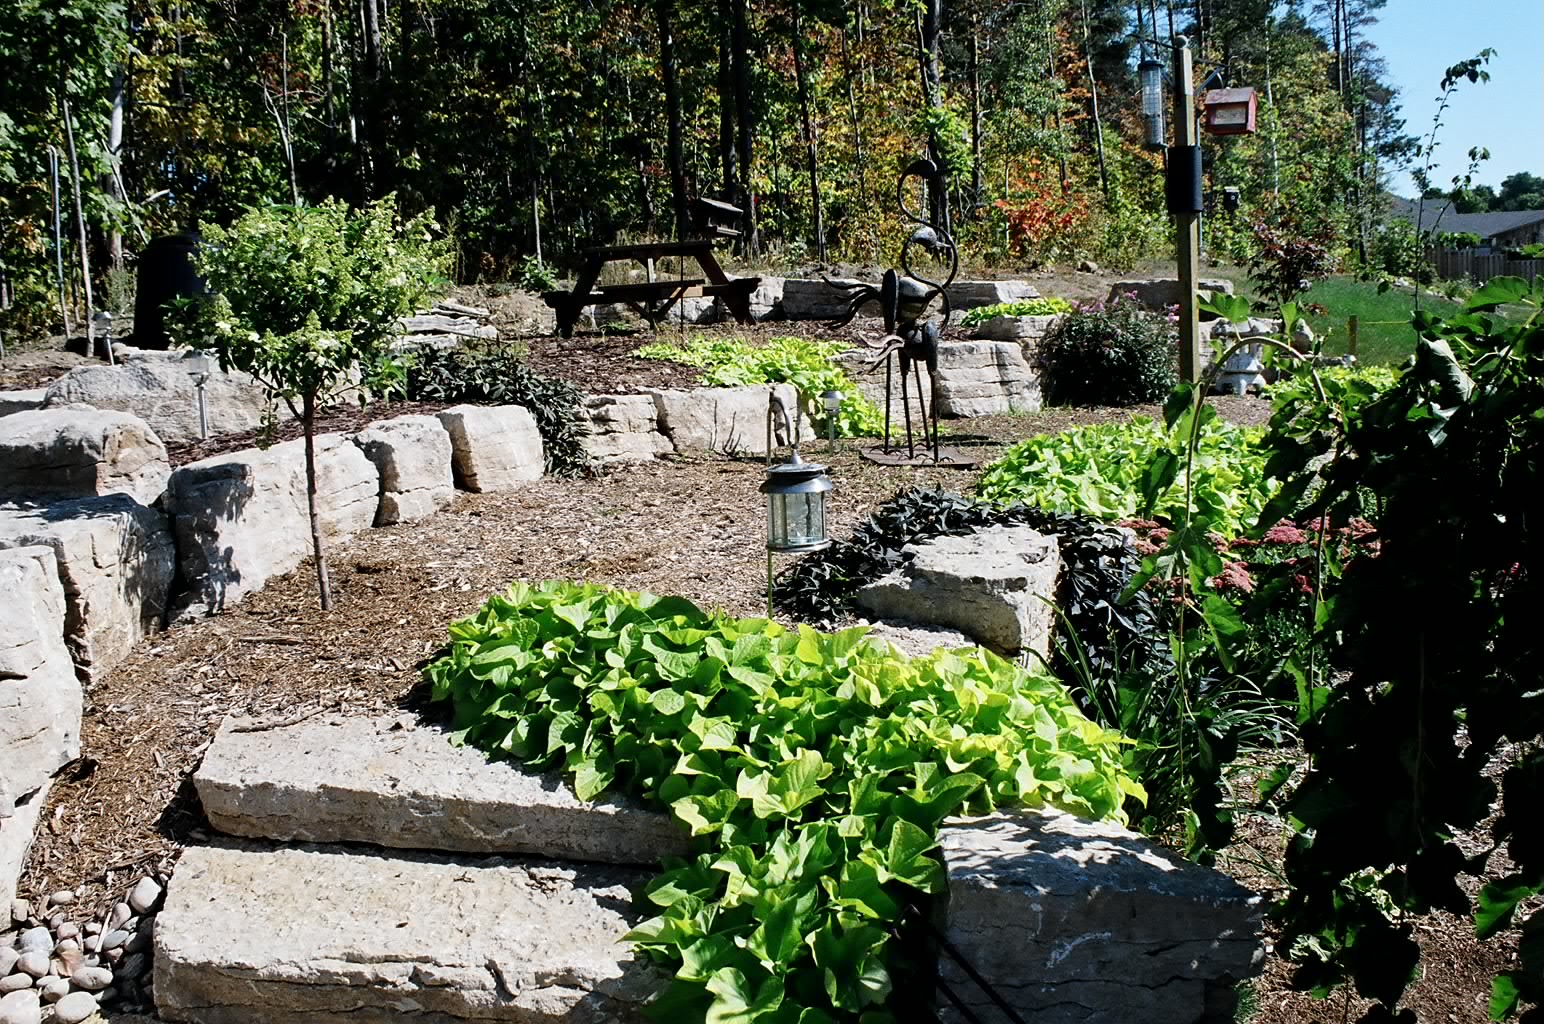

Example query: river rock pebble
[12,954,46,980]
[107,905,130,930]
[36,979,66,1003]
[45,893,73,909]
[0,977,29,994]
[51,990,96,1024]
[0,988,40,1024]
[0,953,13,979]
[14,932,46,956]
[53,924,76,942]
[68,967,110,993]
[94,931,127,954]
[126,878,161,915]
[7,904,25,927]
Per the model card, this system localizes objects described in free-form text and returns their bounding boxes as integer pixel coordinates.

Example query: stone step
[154,843,662,1023]
[194,714,688,866]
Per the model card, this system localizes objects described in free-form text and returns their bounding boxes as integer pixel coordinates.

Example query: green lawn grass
[1297,277,1463,366]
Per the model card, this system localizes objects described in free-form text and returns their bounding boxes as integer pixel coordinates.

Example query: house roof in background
[1387,197,1544,238]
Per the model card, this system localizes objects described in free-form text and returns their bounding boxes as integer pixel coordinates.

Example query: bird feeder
[1139,58,1167,151]
[1202,87,1258,136]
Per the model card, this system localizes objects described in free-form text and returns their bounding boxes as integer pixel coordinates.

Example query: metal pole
[197,379,210,439]
[766,549,775,619]
[1173,36,1201,383]
[1347,315,1359,362]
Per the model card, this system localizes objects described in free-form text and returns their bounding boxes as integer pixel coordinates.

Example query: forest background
[0,0,1534,341]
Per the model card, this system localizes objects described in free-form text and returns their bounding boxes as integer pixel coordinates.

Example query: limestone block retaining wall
[939,811,1262,1023]
[0,497,175,682]
[0,407,170,507]
[933,341,1042,418]
[0,546,79,908]
[165,433,377,620]
[0,389,46,417]
[42,348,278,445]
[352,415,456,525]
[579,394,674,465]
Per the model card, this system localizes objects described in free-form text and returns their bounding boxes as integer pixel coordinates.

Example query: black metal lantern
[762,393,834,616]
[1139,58,1167,151]
[761,453,833,555]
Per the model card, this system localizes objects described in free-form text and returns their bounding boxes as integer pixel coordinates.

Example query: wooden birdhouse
[1202,87,1258,136]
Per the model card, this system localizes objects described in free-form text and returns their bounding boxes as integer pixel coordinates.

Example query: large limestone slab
[0,780,51,913]
[1107,277,1235,311]
[0,497,175,681]
[578,395,674,465]
[154,844,662,1023]
[165,434,378,620]
[944,279,1039,309]
[780,278,878,321]
[0,407,169,506]
[856,524,1059,656]
[352,415,455,525]
[436,405,545,492]
[43,349,276,444]
[0,546,78,814]
[195,714,687,864]
[646,384,797,456]
[972,313,1066,342]
[0,389,46,417]
[933,341,1042,418]
[938,811,1262,1024]
[739,275,785,321]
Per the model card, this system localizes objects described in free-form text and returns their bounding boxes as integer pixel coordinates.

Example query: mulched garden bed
[8,317,1509,1022]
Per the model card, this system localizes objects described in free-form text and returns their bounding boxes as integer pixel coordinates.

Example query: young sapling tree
[175,196,448,609]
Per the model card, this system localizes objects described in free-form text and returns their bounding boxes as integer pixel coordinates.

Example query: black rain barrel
[133,232,207,350]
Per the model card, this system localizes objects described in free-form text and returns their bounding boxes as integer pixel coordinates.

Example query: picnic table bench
[542,239,760,338]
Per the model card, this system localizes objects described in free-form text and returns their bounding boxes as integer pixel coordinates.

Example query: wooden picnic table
[542,239,760,338]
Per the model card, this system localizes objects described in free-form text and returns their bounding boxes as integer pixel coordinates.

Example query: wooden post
[1172,36,1201,383]
[1347,315,1359,361]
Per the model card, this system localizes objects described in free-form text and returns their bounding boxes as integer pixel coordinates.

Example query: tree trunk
[730,0,758,253]
[717,2,738,202]
[361,0,384,196]
[1079,0,1109,198]
[840,22,872,252]
[969,25,982,212]
[301,393,333,611]
[106,65,126,268]
[61,96,101,362]
[790,0,825,261]
[50,148,71,338]
[656,0,691,240]
[322,1,338,177]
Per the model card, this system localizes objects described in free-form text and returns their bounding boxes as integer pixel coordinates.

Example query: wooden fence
[1429,248,1543,285]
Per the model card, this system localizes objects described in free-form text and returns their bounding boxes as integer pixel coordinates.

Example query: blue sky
[1362,0,1543,196]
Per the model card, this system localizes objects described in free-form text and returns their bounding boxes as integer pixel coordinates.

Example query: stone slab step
[194,714,688,865]
[154,844,662,1023]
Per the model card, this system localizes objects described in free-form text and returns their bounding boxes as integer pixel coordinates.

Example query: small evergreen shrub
[1036,300,1178,406]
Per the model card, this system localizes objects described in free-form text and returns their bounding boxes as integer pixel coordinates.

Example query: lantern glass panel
[767,490,826,551]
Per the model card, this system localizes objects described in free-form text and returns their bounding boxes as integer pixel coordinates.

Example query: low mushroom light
[820,389,843,449]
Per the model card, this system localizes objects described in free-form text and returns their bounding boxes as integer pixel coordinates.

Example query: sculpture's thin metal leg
[883,355,894,453]
[900,357,915,460]
[912,359,930,462]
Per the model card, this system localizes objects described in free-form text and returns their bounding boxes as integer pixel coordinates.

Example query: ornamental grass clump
[427,580,1139,1023]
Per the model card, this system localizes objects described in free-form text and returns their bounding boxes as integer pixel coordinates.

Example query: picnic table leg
[693,248,755,324]
[558,257,605,338]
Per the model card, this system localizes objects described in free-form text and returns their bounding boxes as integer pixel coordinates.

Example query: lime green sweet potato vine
[427,581,1140,1023]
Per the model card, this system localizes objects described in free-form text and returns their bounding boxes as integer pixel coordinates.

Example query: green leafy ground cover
[976,418,1271,538]
[427,580,1137,1023]
[635,336,884,437]
[958,297,1074,327]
